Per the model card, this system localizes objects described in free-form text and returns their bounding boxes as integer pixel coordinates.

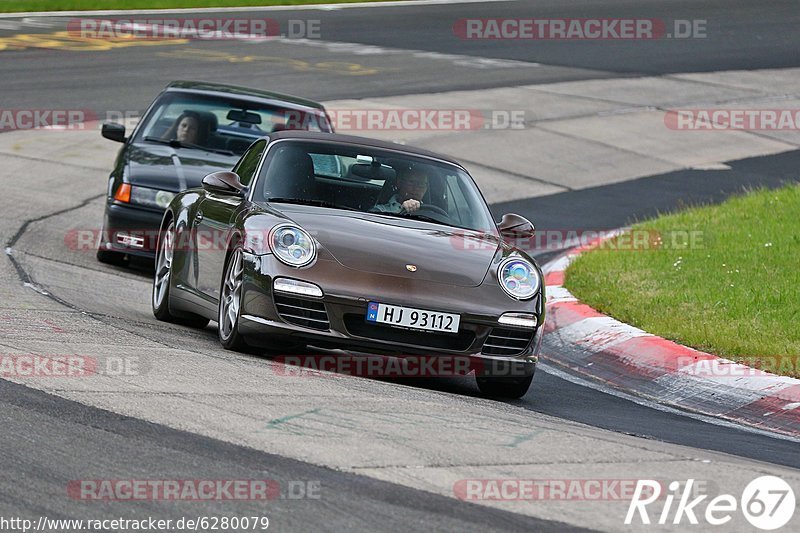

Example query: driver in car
[373,166,429,213]
[162,111,203,145]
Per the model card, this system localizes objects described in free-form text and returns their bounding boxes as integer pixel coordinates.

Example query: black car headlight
[268,224,316,267]
[498,257,540,300]
[130,186,175,209]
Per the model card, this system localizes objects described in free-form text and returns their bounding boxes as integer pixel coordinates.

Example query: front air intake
[481,327,534,356]
[273,293,329,330]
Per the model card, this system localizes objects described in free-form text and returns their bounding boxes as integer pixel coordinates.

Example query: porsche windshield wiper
[395,212,450,226]
[143,136,235,156]
[266,197,358,211]
[370,211,455,229]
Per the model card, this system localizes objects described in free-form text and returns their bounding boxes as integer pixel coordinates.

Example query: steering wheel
[413,203,449,217]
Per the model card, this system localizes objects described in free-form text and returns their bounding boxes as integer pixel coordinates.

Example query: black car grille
[481,327,535,356]
[343,315,475,351]
[273,293,330,330]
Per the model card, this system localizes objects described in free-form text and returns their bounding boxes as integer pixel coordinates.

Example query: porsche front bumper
[237,253,543,373]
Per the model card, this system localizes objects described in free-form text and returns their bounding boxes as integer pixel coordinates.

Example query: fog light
[273,278,323,297]
[498,313,537,329]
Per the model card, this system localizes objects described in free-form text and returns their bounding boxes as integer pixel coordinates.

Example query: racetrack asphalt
[1,1,800,531]
[1,0,799,109]
[0,378,582,532]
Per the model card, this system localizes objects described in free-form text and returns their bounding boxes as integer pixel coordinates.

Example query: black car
[152,131,543,398]
[96,80,333,265]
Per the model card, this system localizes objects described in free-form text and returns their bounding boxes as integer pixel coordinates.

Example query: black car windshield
[253,140,496,232]
[135,92,329,156]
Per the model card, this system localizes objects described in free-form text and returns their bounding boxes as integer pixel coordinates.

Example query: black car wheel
[218,246,249,351]
[153,220,209,328]
[476,373,534,399]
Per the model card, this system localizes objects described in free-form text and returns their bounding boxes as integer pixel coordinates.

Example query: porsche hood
[272,207,501,287]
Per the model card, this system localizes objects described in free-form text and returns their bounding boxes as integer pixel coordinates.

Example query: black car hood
[125,142,239,192]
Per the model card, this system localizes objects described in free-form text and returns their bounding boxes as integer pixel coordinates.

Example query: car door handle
[195,210,204,222]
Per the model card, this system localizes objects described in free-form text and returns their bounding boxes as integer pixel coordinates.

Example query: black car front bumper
[99,202,164,259]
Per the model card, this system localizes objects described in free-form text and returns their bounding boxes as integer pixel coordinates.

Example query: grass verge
[565,183,800,377]
[0,0,385,14]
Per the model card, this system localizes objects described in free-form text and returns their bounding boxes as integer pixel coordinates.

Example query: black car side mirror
[202,171,247,197]
[498,213,535,239]
[101,122,126,143]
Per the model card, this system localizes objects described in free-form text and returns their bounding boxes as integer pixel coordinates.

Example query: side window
[232,140,266,187]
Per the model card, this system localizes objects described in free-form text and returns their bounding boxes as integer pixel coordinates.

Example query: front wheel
[152,220,209,329]
[218,247,249,351]
[476,373,534,399]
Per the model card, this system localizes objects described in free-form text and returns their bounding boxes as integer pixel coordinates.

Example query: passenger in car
[372,166,429,213]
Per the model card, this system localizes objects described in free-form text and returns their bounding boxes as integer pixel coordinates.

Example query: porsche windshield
[253,140,496,232]
[135,92,329,156]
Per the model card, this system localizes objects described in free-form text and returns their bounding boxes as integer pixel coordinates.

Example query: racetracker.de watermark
[453,18,707,40]
[677,356,799,378]
[67,228,705,254]
[0,109,94,131]
[286,109,527,131]
[67,18,321,40]
[450,229,705,253]
[454,479,663,501]
[1,516,270,533]
[67,228,239,253]
[665,109,800,130]
[272,354,533,379]
[0,354,145,377]
[67,479,320,501]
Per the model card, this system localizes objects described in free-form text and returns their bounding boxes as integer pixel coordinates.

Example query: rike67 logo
[626,477,795,530]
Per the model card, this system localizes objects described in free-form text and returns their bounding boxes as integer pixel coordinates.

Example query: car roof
[264,130,467,169]
[165,81,327,111]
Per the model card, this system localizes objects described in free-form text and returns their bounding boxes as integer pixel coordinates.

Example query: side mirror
[497,213,535,239]
[101,122,126,143]
[202,171,246,197]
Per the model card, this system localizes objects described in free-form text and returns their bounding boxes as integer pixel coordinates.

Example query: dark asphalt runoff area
[1,0,800,530]
[0,379,583,532]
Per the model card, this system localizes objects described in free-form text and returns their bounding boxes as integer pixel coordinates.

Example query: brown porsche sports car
[152,131,544,398]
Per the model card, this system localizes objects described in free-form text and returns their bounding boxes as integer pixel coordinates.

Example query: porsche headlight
[268,224,316,267]
[498,257,539,300]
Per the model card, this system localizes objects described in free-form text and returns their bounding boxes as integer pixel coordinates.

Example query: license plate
[366,301,460,334]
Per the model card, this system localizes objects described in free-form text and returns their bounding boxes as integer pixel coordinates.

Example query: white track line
[539,362,800,444]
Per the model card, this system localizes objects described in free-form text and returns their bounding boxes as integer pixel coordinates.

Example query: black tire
[96,248,128,266]
[152,220,209,329]
[218,246,249,351]
[476,373,534,399]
